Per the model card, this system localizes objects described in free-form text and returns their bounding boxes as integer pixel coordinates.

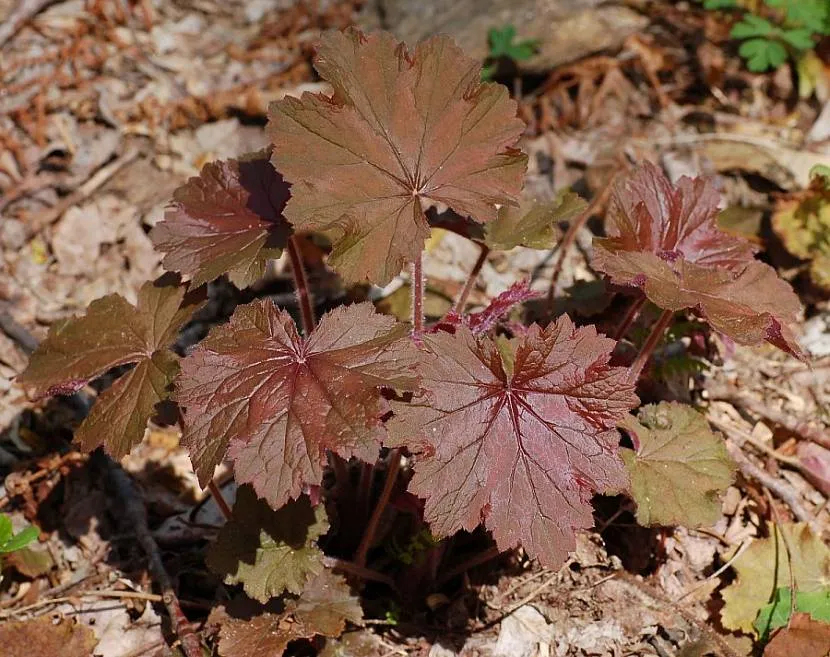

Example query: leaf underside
[268,28,527,284]
[721,522,830,634]
[207,486,329,601]
[620,402,734,528]
[151,150,291,289]
[388,315,638,568]
[176,300,419,506]
[591,162,804,358]
[17,276,203,458]
[485,191,587,250]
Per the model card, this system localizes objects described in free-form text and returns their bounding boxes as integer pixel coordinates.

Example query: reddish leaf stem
[547,172,618,303]
[208,480,233,522]
[411,253,425,337]
[612,295,646,341]
[354,449,401,568]
[452,243,490,314]
[629,309,673,381]
[287,235,315,335]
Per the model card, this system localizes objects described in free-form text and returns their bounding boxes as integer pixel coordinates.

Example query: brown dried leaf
[763,613,830,657]
[0,616,97,657]
[268,28,527,284]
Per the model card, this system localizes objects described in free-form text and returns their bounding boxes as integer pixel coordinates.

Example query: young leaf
[150,150,291,289]
[213,572,362,657]
[754,587,830,641]
[207,486,329,601]
[731,14,776,39]
[721,522,830,634]
[619,402,734,528]
[0,525,39,554]
[592,163,804,358]
[486,25,539,62]
[176,301,419,506]
[267,28,527,285]
[484,192,587,250]
[388,315,638,568]
[739,38,788,72]
[17,277,203,458]
[432,280,541,336]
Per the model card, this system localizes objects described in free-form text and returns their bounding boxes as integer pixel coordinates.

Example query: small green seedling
[0,513,39,565]
[753,587,830,641]
[482,25,539,79]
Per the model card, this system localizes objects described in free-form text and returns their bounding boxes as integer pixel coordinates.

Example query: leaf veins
[150,150,291,289]
[175,301,419,507]
[267,28,527,285]
[17,276,203,458]
[388,315,638,568]
[592,162,804,358]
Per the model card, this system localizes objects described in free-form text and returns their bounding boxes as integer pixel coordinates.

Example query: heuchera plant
[18,28,806,656]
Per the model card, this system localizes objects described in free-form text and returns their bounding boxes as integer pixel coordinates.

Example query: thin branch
[354,449,401,568]
[287,235,315,335]
[434,545,502,587]
[322,556,398,591]
[629,309,673,381]
[452,243,489,314]
[411,253,424,337]
[611,294,646,341]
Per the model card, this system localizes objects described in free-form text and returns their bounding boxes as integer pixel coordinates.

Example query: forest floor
[0,1,828,656]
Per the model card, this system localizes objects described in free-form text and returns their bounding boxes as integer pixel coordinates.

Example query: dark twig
[0,0,59,49]
[207,480,233,522]
[0,306,39,354]
[629,309,673,381]
[434,545,502,587]
[104,458,203,657]
[452,243,489,314]
[354,449,401,568]
[611,295,646,341]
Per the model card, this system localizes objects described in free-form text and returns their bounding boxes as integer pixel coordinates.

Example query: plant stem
[434,545,502,587]
[287,235,315,335]
[547,173,618,303]
[628,309,673,381]
[411,253,424,337]
[208,480,233,522]
[354,449,401,568]
[612,295,646,341]
[453,243,489,314]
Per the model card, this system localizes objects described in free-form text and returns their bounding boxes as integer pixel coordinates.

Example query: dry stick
[411,253,425,337]
[547,172,618,302]
[724,440,815,526]
[611,294,646,341]
[207,480,233,522]
[452,243,489,314]
[0,0,59,48]
[323,556,398,591]
[287,235,315,335]
[354,450,401,568]
[710,388,830,450]
[105,460,203,657]
[628,309,673,381]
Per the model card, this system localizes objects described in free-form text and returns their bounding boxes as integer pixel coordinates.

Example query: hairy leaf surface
[620,402,734,527]
[213,572,362,657]
[592,163,803,357]
[18,277,202,457]
[485,192,586,250]
[151,151,291,288]
[388,316,638,567]
[432,280,540,335]
[176,301,419,505]
[721,523,830,634]
[207,486,329,601]
[268,28,527,284]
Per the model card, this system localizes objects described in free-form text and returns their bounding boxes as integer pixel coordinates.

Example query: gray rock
[360,0,647,73]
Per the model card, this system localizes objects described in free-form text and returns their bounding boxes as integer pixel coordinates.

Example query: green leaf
[620,402,734,528]
[703,0,738,8]
[206,486,329,602]
[0,515,12,546]
[487,24,539,62]
[739,38,788,72]
[781,28,816,50]
[809,164,830,185]
[731,15,776,39]
[485,191,587,250]
[0,526,39,554]
[754,587,830,641]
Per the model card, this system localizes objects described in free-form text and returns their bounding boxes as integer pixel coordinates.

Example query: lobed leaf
[721,522,830,634]
[176,301,419,505]
[485,191,587,251]
[207,486,329,601]
[267,28,527,285]
[17,277,203,458]
[213,572,362,657]
[620,402,734,528]
[151,150,291,289]
[592,163,804,357]
[388,315,638,568]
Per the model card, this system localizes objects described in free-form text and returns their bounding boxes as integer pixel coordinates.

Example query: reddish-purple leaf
[150,150,291,289]
[388,315,638,567]
[175,301,419,507]
[431,280,540,335]
[17,277,203,458]
[592,163,804,357]
[267,28,527,285]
